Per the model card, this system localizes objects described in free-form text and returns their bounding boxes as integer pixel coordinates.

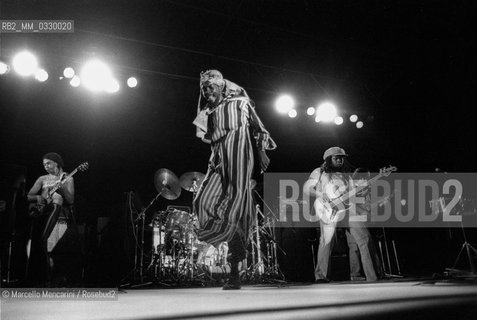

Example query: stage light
[288,109,297,118]
[275,94,295,114]
[356,121,364,129]
[314,116,320,123]
[0,62,9,75]
[105,78,120,93]
[350,114,358,122]
[80,59,113,92]
[34,69,48,82]
[63,67,75,78]
[127,77,138,88]
[70,75,81,87]
[315,102,337,122]
[12,51,38,76]
[307,107,315,116]
[334,116,344,125]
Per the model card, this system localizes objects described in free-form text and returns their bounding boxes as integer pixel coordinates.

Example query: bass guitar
[314,166,396,224]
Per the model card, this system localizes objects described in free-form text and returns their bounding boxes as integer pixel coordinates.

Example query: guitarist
[26,152,75,285]
[305,147,380,283]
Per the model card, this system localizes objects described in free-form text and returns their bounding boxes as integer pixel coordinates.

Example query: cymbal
[154,168,181,200]
[180,171,205,192]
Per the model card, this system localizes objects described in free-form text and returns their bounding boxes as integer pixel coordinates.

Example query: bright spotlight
[70,75,81,87]
[105,78,120,93]
[34,69,48,82]
[63,67,75,78]
[350,114,358,122]
[334,116,344,125]
[127,77,138,88]
[306,107,315,116]
[356,121,364,129]
[80,60,112,92]
[314,116,320,123]
[275,94,295,114]
[0,62,9,75]
[316,102,337,122]
[288,109,297,118]
[12,51,38,76]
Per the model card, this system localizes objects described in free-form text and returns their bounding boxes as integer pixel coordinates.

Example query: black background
[1,0,476,284]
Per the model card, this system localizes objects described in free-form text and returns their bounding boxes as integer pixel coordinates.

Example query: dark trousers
[27,203,62,285]
[227,231,247,280]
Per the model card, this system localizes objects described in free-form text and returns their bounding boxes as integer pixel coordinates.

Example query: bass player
[304,147,381,283]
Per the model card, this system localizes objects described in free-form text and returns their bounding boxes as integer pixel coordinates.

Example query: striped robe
[193,96,276,247]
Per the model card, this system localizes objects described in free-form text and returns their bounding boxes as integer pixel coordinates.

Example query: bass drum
[194,241,228,267]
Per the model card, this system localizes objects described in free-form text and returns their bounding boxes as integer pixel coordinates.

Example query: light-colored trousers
[315,218,381,281]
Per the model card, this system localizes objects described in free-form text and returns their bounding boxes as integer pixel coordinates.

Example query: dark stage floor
[2,279,477,320]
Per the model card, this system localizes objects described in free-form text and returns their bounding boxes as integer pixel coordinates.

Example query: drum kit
[125,168,284,287]
[136,168,230,284]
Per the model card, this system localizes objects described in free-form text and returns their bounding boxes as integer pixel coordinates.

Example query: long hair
[320,156,355,174]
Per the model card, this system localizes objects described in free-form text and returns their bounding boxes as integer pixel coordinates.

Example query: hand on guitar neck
[314,165,397,224]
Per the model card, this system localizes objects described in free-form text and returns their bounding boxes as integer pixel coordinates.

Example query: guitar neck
[336,172,385,204]
[47,168,78,196]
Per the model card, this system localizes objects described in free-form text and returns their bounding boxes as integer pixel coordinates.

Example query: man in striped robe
[193,70,276,289]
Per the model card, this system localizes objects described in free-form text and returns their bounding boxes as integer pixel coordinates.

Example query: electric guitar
[29,162,89,217]
[314,166,397,224]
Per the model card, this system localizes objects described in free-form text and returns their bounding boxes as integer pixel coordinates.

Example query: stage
[2,279,477,320]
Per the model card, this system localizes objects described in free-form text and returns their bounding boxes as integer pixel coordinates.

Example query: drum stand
[256,190,286,279]
[146,217,170,286]
[247,190,286,282]
[249,204,265,278]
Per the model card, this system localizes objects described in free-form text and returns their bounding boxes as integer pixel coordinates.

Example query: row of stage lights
[275,94,365,128]
[0,50,138,93]
[0,51,365,126]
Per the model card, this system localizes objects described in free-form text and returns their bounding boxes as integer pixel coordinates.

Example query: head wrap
[194,70,249,142]
[43,152,64,168]
[199,69,249,99]
[200,70,225,97]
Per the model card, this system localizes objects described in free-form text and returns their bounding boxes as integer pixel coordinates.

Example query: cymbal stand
[133,188,171,285]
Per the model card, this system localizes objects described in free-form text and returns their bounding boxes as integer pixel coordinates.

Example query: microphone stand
[132,186,168,287]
